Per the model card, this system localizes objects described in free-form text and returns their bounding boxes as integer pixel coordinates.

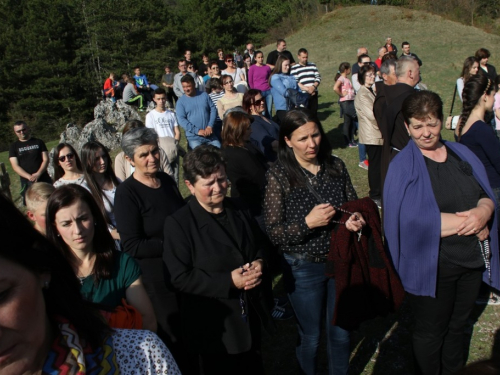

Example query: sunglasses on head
[58,153,74,162]
[253,99,265,106]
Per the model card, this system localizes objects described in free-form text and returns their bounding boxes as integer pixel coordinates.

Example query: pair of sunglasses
[59,153,74,162]
[253,99,265,106]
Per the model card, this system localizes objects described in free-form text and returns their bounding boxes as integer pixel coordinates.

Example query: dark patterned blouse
[264,156,357,256]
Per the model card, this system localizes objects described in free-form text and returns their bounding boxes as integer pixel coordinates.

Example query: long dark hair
[46,184,115,282]
[460,56,479,83]
[269,55,290,87]
[458,70,494,141]
[0,194,111,348]
[278,109,340,187]
[52,143,83,182]
[335,62,350,82]
[80,141,120,224]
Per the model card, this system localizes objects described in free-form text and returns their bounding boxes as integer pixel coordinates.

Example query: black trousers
[407,266,483,375]
[307,93,319,119]
[365,144,382,200]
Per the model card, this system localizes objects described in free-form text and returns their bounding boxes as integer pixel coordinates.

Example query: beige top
[114,137,175,181]
[354,86,383,146]
[216,93,244,120]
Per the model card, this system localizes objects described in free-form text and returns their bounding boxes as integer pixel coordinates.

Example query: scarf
[43,317,119,375]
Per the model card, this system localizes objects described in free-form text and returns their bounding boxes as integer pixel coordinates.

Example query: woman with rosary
[263,109,365,375]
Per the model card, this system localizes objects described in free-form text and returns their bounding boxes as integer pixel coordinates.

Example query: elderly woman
[264,109,365,375]
[222,110,268,220]
[46,184,156,331]
[384,91,499,375]
[0,194,181,375]
[114,127,185,358]
[52,143,85,187]
[242,89,280,162]
[163,145,274,375]
[354,65,383,206]
[114,120,173,181]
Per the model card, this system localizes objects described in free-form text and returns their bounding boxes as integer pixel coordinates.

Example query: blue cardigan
[384,140,499,297]
[270,73,298,111]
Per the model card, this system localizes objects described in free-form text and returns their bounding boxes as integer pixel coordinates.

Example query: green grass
[2,5,500,373]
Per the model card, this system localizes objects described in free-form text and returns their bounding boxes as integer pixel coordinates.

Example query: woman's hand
[110,228,120,240]
[305,203,336,229]
[231,263,262,290]
[456,198,494,236]
[476,226,490,241]
[345,212,366,232]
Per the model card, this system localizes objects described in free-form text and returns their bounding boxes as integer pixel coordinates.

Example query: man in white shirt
[146,88,181,183]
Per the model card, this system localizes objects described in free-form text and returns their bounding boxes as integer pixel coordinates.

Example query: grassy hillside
[1,5,499,373]
[259,5,500,374]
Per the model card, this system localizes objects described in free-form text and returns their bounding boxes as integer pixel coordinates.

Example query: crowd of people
[3,37,500,375]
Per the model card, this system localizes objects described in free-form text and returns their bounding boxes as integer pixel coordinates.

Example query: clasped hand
[456,205,492,241]
[231,260,263,290]
[305,204,366,232]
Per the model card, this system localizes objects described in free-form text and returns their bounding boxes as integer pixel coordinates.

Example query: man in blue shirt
[176,75,219,149]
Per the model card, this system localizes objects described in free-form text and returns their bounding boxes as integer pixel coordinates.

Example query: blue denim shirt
[270,73,298,111]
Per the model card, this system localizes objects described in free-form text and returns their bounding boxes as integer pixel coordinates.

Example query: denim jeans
[186,135,221,149]
[282,253,350,375]
[262,89,273,119]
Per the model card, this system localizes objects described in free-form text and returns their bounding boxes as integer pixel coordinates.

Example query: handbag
[286,88,310,110]
[445,85,460,130]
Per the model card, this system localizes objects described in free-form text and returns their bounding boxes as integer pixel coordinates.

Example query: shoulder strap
[449,84,457,116]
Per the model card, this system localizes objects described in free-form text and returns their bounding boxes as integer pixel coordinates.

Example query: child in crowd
[25,182,55,235]
[103,72,120,102]
[333,62,357,147]
[206,77,224,142]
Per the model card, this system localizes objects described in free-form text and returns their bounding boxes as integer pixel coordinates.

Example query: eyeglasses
[223,80,233,85]
[226,59,233,63]
[362,62,371,65]
[15,128,28,133]
[366,73,375,78]
[253,99,265,106]
[212,66,220,70]
[58,153,74,162]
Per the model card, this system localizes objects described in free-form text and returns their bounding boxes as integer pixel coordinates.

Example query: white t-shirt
[145,109,178,138]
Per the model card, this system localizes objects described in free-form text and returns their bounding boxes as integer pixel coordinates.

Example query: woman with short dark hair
[475,48,497,83]
[264,109,365,375]
[163,145,274,375]
[385,90,499,374]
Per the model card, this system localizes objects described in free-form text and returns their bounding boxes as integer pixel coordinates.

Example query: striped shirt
[290,63,321,93]
[209,91,225,120]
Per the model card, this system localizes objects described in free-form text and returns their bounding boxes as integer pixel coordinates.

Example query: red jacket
[326,197,405,331]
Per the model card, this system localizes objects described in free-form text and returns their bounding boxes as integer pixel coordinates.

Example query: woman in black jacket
[163,145,274,375]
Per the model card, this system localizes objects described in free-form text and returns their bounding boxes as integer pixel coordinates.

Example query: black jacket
[163,197,274,354]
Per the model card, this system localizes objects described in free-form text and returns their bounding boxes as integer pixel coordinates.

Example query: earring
[57,233,60,237]
[94,222,97,226]
[43,280,50,289]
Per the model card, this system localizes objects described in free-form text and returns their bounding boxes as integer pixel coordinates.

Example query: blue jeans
[187,135,221,149]
[262,89,273,119]
[283,253,350,375]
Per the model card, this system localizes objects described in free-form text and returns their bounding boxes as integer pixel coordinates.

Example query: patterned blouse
[264,157,357,256]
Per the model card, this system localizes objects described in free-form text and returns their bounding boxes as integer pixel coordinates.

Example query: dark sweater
[457,120,500,189]
[114,172,185,281]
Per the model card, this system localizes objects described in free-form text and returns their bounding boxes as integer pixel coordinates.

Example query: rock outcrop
[48,99,142,178]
